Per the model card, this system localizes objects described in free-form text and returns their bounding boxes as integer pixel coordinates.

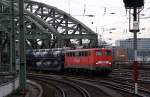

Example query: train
[26,48,113,75]
[64,48,112,74]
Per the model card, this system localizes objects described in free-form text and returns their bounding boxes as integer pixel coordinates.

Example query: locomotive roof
[65,48,112,52]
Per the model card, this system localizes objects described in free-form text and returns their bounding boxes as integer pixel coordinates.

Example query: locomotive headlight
[105,61,109,64]
[105,61,111,64]
[96,61,102,64]
[96,61,111,65]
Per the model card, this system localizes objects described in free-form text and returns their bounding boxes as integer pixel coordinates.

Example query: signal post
[123,0,144,94]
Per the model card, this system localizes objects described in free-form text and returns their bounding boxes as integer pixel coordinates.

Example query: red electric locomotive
[64,48,112,75]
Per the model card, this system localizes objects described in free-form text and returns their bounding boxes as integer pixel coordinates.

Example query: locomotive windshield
[96,51,102,56]
[105,50,111,56]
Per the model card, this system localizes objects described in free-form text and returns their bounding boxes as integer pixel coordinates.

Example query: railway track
[28,73,91,97]
[109,68,150,95]
[99,79,150,97]
[49,73,150,97]
[27,73,124,97]
[44,74,117,97]
[60,76,141,97]
[27,73,150,97]
[29,78,65,97]
[110,69,150,85]
[26,80,43,97]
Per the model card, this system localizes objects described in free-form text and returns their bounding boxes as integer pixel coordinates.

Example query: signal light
[123,0,144,8]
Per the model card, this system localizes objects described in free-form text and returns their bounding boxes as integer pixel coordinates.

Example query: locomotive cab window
[79,52,82,56]
[70,52,75,56]
[66,53,69,56]
[88,51,90,56]
[85,51,88,56]
[96,51,102,56]
[105,50,111,56]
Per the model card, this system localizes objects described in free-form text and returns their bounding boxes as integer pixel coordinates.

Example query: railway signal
[123,0,144,8]
[123,0,144,94]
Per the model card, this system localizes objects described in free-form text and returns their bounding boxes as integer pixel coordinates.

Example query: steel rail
[28,73,91,97]
[28,76,66,97]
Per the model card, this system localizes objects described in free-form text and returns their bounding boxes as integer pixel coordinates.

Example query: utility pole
[123,0,144,94]
[0,32,2,71]
[19,0,26,92]
[10,0,16,72]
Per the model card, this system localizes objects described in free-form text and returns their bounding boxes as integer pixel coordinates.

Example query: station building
[115,38,150,61]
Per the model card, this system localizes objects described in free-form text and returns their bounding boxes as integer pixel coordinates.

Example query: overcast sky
[35,0,150,45]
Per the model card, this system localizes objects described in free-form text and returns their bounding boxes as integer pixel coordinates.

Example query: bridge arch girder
[0,1,57,49]
[25,1,98,47]
[0,0,98,48]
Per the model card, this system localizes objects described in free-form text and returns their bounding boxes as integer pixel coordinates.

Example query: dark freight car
[26,48,65,71]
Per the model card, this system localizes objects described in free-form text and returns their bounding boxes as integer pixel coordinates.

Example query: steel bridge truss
[0,0,98,50]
